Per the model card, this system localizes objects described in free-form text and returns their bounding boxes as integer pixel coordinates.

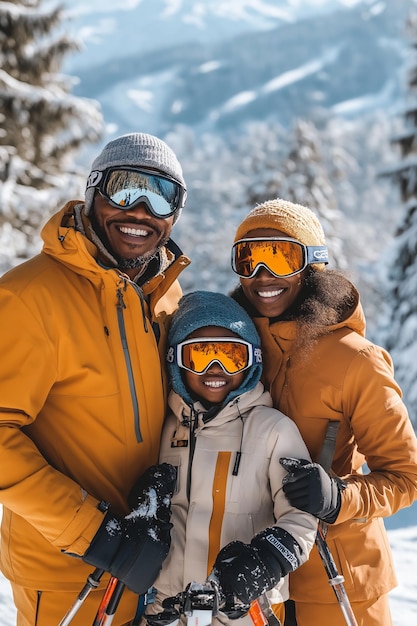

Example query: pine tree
[0,0,103,272]
[245,119,347,269]
[376,12,417,424]
[170,119,348,295]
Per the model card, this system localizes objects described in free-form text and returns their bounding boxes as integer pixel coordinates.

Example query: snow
[126,488,159,520]
[97,67,180,136]
[332,78,399,116]
[207,45,343,123]
[61,0,366,72]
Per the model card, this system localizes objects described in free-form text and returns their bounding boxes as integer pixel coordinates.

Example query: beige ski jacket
[149,383,318,624]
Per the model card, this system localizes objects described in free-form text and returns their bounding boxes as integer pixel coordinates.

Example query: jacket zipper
[186,406,200,501]
[116,285,142,443]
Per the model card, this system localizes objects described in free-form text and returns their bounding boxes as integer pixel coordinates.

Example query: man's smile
[118,225,150,238]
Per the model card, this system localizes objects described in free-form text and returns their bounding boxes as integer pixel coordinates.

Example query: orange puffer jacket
[0,202,190,591]
[253,285,417,604]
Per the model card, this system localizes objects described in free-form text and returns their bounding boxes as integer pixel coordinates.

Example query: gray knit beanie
[84,133,186,222]
[167,291,262,406]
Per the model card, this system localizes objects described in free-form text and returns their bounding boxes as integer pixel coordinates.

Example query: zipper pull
[116,287,126,309]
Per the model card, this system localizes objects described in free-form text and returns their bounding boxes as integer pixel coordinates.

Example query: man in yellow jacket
[0,132,190,625]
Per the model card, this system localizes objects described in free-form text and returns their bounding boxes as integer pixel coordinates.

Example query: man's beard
[116,247,162,270]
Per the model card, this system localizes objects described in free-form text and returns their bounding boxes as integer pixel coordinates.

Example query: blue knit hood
[167,290,262,407]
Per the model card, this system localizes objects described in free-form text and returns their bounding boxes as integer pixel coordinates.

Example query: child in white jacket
[145,291,317,626]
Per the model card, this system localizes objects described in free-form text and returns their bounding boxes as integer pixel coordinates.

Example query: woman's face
[238,228,307,319]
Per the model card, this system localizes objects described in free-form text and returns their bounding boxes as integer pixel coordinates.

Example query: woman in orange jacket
[229,198,417,626]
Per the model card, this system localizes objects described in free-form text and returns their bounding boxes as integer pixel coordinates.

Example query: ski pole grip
[249,600,268,626]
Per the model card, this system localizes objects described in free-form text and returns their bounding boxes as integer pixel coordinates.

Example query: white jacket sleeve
[267,411,318,566]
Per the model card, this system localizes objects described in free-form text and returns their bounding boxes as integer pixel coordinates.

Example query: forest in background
[1,0,416,422]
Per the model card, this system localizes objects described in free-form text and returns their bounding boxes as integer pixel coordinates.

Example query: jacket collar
[41,201,190,295]
[168,381,272,429]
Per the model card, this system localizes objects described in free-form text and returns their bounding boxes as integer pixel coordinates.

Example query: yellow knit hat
[234,198,327,271]
[234,198,326,246]
[234,198,326,270]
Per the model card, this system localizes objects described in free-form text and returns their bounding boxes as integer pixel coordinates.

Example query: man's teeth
[204,380,226,388]
[119,226,149,237]
[258,289,284,298]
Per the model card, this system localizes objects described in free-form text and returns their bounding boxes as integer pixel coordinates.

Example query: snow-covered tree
[247,119,346,269]
[167,121,293,294]
[0,0,103,273]
[375,12,417,424]
[169,113,396,309]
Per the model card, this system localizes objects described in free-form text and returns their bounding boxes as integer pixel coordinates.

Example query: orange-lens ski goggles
[231,238,328,278]
[168,337,261,375]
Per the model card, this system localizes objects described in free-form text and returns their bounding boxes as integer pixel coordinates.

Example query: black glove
[128,462,177,523]
[213,527,303,609]
[280,457,346,524]
[83,463,177,594]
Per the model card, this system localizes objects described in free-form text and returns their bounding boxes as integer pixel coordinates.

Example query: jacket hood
[41,202,103,282]
[333,284,365,336]
[168,381,272,429]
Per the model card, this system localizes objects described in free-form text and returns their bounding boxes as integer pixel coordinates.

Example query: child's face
[183,326,246,405]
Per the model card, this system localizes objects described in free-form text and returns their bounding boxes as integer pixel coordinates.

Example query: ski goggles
[231,237,328,278]
[167,337,262,376]
[87,167,186,218]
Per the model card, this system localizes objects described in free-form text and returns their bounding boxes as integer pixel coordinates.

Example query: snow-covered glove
[83,463,177,594]
[280,457,346,524]
[213,527,303,611]
[127,463,177,523]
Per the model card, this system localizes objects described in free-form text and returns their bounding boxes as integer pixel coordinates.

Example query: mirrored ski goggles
[88,167,186,218]
[231,237,328,278]
[167,337,262,375]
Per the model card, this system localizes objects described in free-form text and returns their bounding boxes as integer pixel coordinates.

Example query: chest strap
[318,420,340,472]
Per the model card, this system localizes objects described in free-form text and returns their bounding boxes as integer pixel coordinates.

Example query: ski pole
[250,593,281,626]
[58,568,104,626]
[96,578,126,625]
[315,523,358,626]
[209,572,280,626]
[92,576,124,626]
[249,599,268,626]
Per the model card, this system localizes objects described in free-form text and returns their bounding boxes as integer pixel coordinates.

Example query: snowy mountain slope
[63,0,365,71]
[63,0,411,139]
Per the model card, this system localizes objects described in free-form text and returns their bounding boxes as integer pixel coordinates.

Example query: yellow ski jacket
[0,202,190,591]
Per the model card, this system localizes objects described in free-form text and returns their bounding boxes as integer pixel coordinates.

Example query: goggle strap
[305,245,329,265]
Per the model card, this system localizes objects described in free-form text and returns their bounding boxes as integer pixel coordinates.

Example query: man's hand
[82,463,177,594]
